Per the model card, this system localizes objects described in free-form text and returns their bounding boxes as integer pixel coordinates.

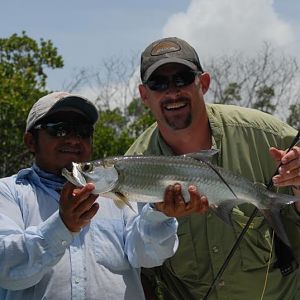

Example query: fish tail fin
[260,207,291,247]
[256,184,300,246]
[259,183,300,206]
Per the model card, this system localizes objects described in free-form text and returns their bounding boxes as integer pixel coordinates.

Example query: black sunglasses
[144,70,201,91]
[33,122,94,139]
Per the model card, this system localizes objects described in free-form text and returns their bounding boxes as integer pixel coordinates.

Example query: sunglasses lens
[146,76,169,91]
[37,122,94,138]
[146,70,198,91]
[175,71,196,87]
[49,123,69,137]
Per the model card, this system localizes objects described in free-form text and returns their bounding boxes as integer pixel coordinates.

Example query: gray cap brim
[143,58,198,82]
[26,93,98,131]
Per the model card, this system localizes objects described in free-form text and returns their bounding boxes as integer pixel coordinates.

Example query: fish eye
[81,163,94,172]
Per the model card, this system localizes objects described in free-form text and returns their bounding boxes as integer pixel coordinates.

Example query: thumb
[60,182,77,205]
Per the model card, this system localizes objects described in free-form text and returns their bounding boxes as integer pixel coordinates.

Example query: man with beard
[126,37,300,299]
[0,91,205,300]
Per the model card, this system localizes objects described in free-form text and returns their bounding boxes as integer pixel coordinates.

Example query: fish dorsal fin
[185,149,238,200]
[183,149,219,162]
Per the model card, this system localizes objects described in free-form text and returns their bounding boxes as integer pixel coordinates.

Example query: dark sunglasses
[33,122,94,139]
[144,70,201,91]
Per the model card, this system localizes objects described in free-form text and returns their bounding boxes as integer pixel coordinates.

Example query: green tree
[0,31,63,176]
[287,103,300,129]
[92,98,155,158]
[126,97,155,138]
[216,82,241,104]
[93,108,131,158]
[206,42,299,121]
[252,85,276,114]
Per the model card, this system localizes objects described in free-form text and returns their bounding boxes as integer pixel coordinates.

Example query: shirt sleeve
[0,181,74,290]
[123,203,178,268]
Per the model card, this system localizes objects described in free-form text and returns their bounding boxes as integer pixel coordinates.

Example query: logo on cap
[151,41,181,56]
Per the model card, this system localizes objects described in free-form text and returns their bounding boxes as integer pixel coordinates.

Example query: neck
[34,161,63,177]
[159,117,212,155]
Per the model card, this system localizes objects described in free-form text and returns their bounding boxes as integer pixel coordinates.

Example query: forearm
[0,211,73,290]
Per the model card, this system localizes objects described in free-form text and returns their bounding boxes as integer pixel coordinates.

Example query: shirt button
[212,246,219,253]
[61,240,67,246]
[75,279,80,284]
[218,280,225,288]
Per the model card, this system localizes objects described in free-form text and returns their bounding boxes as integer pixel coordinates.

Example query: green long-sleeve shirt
[126,104,300,300]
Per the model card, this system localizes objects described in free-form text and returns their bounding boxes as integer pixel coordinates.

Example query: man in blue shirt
[0,92,206,300]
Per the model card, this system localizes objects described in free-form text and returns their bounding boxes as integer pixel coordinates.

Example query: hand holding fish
[59,182,99,232]
[154,183,209,217]
[270,146,300,213]
[62,153,300,245]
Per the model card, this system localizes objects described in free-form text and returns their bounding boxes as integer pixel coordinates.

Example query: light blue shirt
[0,166,178,300]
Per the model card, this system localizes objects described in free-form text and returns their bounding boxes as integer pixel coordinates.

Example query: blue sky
[0,0,299,92]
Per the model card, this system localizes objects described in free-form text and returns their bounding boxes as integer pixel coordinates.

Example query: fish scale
[114,156,256,205]
[62,152,300,246]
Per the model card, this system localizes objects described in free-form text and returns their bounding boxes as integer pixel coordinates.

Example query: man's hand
[154,183,209,217]
[270,146,300,213]
[59,182,99,232]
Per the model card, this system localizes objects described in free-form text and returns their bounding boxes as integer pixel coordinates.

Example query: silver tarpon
[62,151,300,246]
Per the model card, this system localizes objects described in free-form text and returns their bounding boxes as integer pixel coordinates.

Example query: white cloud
[162,0,297,59]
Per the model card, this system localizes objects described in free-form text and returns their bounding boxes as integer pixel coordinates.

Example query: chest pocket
[164,216,200,280]
[231,207,277,271]
[91,218,130,271]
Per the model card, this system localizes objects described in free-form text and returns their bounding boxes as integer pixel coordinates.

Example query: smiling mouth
[59,148,81,154]
[163,101,188,110]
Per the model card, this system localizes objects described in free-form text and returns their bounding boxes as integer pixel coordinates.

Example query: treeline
[1,32,299,177]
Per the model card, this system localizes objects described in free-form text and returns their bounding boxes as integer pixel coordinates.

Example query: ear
[24,132,36,154]
[138,84,150,107]
[199,72,210,95]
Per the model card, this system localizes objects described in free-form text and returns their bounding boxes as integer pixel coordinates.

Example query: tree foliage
[0,32,63,176]
[287,102,300,130]
[206,42,299,121]
[92,98,155,159]
[1,33,299,177]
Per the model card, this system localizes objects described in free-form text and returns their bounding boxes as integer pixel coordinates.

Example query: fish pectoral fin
[111,192,135,212]
[210,200,235,226]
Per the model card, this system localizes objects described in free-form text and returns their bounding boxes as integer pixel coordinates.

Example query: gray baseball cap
[26,92,99,131]
[140,37,204,82]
